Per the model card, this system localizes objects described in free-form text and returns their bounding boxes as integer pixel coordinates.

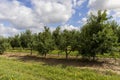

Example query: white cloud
[61,24,79,31]
[82,17,87,23]
[77,0,86,6]
[113,9,120,18]
[88,0,120,10]
[0,0,43,29]
[31,0,73,24]
[88,0,120,19]
[73,0,77,7]
[73,0,86,7]
[78,17,87,25]
[0,23,20,37]
[0,23,44,37]
[0,0,80,37]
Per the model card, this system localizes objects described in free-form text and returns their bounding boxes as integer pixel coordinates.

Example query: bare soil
[1,52,120,75]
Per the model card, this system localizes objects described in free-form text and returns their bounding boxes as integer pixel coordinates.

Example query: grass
[97,52,120,58]
[6,48,120,59]
[6,48,38,54]
[50,50,78,56]
[0,56,120,80]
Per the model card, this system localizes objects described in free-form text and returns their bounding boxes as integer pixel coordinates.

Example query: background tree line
[0,10,120,60]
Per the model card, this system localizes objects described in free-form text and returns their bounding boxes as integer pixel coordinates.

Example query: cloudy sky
[0,0,120,37]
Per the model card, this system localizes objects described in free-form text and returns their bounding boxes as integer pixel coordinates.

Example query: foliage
[20,30,30,47]
[0,38,5,54]
[52,27,61,50]
[59,30,79,59]
[36,27,53,57]
[78,10,118,60]
[0,10,120,60]
[10,35,21,49]
[20,30,30,49]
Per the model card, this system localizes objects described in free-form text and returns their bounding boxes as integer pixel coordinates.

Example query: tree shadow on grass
[9,55,105,68]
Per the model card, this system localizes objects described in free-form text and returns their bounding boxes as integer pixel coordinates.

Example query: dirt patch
[1,52,120,75]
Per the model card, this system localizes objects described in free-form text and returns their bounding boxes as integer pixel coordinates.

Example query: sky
[0,0,120,37]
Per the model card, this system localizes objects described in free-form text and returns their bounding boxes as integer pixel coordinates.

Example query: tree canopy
[78,10,118,60]
[0,10,120,60]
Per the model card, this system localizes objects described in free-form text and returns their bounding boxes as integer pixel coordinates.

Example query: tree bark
[66,52,68,59]
[58,52,60,57]
[92,55,96,61]
[65,49,72,59]
[44,53,47,58]
[30,48,32,55]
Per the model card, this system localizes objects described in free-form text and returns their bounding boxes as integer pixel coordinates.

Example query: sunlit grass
[6,48,38,54]
[0,56,119,80]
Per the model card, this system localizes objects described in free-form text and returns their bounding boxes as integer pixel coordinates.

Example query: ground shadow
[9,55,105,67]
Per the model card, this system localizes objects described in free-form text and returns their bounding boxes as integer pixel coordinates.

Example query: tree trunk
[58,52,60,57]
[30,48,32,55]
[66,52,68,59]
[65,49,72,60]
[76,54,79,59]
[30,41,33,55]
[92,55,96,61]
[44,53,47,58]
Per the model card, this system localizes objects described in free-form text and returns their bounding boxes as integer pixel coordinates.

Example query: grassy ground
[6,48,38,54]
[6,48,120,58]
[0,55,120,80]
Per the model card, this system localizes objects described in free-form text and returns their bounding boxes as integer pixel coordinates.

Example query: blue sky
[0,0,120,37]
